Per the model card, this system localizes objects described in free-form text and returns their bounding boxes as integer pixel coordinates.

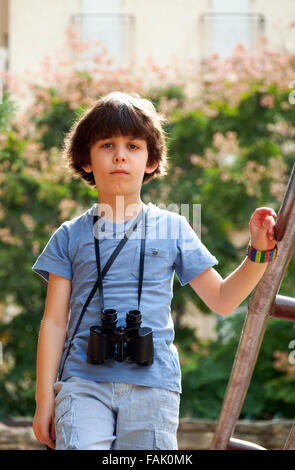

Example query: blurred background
[0,0,294,449]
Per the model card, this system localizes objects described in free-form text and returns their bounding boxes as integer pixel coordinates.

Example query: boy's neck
[96,194,144,223]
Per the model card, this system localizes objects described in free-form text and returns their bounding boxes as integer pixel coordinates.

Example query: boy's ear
[145,162,159,174]
[81,164,93,173]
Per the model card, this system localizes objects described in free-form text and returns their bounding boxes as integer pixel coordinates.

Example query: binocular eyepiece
[87,309,154,366]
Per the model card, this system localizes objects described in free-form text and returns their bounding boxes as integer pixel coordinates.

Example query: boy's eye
[100,142,139,149]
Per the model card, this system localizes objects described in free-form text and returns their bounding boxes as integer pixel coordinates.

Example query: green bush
[177,312,295,420]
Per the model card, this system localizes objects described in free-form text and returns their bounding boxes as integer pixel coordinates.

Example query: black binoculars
[87,309,154,366]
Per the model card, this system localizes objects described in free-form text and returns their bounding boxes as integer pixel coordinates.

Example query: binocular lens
[101,309,117,322]
[126,309,142,324]
[101,309,117,334]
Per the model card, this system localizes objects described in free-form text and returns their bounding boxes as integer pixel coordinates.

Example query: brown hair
[62,91,169,188]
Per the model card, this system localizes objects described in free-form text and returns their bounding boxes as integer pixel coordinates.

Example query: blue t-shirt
[32,201,218,393]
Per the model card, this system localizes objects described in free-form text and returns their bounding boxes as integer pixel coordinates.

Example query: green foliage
[30,87,77,150]
[0,91,95,419]
[177,313,295,420]
[0,91,17,133]
[148,85,186,110]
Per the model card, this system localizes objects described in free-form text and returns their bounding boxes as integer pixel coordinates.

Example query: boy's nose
[113,146,127,161]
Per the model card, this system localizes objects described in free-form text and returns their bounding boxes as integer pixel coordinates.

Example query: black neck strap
[58,205,147,380]
[93,205,147,312]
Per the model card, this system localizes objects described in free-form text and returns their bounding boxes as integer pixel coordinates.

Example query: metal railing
[210,162,295,450]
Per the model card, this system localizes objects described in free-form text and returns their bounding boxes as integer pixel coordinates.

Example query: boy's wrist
[35,388,55,404]
[247,240,277,263]
[244,256,268,272]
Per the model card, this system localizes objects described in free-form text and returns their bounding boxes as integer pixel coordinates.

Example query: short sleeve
[173,215,218,286]
[32,223,72,283]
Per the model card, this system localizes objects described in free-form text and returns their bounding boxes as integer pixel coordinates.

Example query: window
[70,0,135,69]
[199,0,265,60]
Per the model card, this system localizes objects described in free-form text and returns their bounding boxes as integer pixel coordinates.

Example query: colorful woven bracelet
[247,241,277,263]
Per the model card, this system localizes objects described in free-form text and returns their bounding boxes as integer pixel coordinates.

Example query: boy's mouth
[111,169,129,175]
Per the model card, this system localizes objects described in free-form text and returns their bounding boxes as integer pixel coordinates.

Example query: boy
[32,91,277,450]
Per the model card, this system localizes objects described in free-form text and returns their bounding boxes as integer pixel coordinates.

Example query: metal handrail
[210,163,295,450]
[227,437,266,450]
[284,423,295,449]
[270,295,295,322]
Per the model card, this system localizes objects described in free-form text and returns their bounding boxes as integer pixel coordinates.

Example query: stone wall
[177,418,294,450]
[0,418,294,450]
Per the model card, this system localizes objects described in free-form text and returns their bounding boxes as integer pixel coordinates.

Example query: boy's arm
[35,272,71,403]
[189,207,277,316]
[33,273,71,448]
[189,260,268,316]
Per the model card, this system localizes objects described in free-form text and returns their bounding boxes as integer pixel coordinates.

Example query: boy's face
[82,134,158,200]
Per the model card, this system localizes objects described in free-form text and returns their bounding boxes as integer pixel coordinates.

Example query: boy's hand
[33,395,56,449]
[249,207,277,252]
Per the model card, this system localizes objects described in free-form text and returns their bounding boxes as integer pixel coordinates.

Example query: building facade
[0,0,294,104]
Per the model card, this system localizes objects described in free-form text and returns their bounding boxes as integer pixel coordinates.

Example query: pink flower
[260,94,275,108]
